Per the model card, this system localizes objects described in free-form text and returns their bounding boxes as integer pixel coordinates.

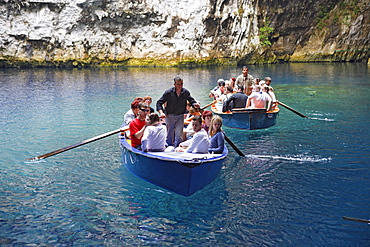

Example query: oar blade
[26,156,42,162]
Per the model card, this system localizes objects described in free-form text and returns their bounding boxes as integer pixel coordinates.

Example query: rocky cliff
[258,0,370,63]
[0,0,369,67]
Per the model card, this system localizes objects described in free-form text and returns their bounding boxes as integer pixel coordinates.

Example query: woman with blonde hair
[208,115,225,154]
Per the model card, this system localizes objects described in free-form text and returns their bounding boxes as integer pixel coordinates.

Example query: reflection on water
[1,63,370,245]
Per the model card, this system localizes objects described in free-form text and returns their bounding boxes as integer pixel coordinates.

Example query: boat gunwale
[211,105,279,130]
[211,105,280,115]
[119,137,227,165]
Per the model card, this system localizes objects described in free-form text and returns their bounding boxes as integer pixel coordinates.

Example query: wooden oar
[223,132,245,157]
[343,216,370,224]
[26,127,129,161]
[201,100,217,110]
[277,101,309,118]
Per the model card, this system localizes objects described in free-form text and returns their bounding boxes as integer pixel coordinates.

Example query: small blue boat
[120,137,228,196]
[212,105,279,130]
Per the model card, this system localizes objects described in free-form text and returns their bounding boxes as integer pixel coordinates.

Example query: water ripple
[246,154,332,162]
[1,65,370,246]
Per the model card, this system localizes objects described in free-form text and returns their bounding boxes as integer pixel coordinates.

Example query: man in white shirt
[175,116,209,154]
[246,85,271,109]
[209,79,226,100]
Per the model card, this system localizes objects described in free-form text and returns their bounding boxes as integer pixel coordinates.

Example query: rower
[222,85,248,112]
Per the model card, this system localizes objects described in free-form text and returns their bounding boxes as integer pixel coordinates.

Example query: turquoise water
[1,63,369,245]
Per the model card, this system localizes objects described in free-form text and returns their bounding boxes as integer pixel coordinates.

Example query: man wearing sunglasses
[156,76,200,147]
[129,102,150,149]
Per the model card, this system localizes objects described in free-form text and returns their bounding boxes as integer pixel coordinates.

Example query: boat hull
[120,138,228,196]
[212,106,279,130]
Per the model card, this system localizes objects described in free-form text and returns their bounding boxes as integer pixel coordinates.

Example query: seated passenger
[254,78,261,85]
[224,80,230,88]
[175,116,209,154]
[262,85,277,111]
[229,77,236,89]
[121,99,141,136]
[141,113,167,152]
[143,96,155,113]
[185,109,214,141]
[122,100,140,127]
[184,106,201,126]
[184,101,192,119]
[134,97,143,102]
[259,76,272,88]
[129,102,150,149]
[208,115,225,154]
[218,86,234,111]
[183,106,202,140]
[209,79,226,100]
[264,77,272,86]
[268,86,277,109]
[222,85,248,112]
[246,85,271,109]
[202,110,213,133]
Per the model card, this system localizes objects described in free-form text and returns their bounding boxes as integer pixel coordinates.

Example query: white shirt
[213,88,223,98]
[141,124,167,151]
[123,109,135,126]
[122,109,136,136]
[180,129,210,154]
[269,91,277,102]
[248,92,270,108]
[220,92,233,102]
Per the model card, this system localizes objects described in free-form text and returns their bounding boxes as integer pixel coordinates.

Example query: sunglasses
[139,108,149,112]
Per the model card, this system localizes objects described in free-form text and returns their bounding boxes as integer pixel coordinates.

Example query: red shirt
[129,118,146,147]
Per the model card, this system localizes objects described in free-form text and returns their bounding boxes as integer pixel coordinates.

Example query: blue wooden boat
[120,137,228,196]
[211,105,279,130]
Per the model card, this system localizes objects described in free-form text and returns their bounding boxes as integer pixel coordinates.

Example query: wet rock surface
[0,0,369,67]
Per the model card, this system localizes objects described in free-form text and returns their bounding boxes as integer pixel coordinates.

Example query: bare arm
[134,125,146,139]
[246,98,251,108]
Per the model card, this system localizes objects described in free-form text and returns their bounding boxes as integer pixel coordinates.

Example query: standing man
[156,76,200,147]
[236,66,254,95]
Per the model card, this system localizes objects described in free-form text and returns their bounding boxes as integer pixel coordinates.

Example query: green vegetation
[259,19,274,46]
[237,7,244,17]
[0,57,238,68]
[316,5,331,29]
[316,0,366,29]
